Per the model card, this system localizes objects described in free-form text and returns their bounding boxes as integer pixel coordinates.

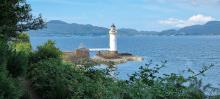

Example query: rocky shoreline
[92,54,144,64]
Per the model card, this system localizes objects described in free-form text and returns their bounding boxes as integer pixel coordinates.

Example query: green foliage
[30,40,62,64]
[125,61,217,99]
[5,33,32,77]
[0,39,24,99]
[0,39,8,73]
[0,35,31,78]
[28,58,123,99]
[0,0,45,39]
[14,33,32,55]
[28,57,220,99]
[17,33,30,42]
[0,0,44,98]
[15,42,32,55]
[28,59,83,99]
[0,72,23,99]
[7,51,28,77]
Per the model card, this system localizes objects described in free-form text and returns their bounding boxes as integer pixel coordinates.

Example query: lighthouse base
[92,52,144,66]
[96,51,118,59]
[109,51,118,55]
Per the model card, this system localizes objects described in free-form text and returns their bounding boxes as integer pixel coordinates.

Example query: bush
[0,72,23,99]
[7,51,28,77]
[4,33,32,77]
[15,42,32,55]
[0,39,24,99]
[14,33,32,54]
[17,33,30,42]
[30,40,62,64]
[28,58,123,99]
[2,39,31,77]
[125,61,217,99]
[28,59,83,99]
[27,57,220,99]
[27,41,220,99]
[0,39,8,73]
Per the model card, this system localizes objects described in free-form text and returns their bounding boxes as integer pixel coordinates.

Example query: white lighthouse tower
[109,24,118,54]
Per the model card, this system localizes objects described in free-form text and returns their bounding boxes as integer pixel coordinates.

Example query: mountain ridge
[29,20,220,36]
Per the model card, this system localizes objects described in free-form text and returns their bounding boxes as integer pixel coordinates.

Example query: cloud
[159,14,215,27]
[163,0,220,5]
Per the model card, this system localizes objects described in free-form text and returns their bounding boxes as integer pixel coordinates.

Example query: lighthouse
[109,24,118,54]
[71,23,143,61]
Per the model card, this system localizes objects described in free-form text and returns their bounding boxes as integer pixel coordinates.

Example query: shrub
[126,61,217,99]
[30,40,62,64]
[14,33,32,54]
[2,39,31,77]
[27,50,220,99]
[0,39,8,73]
[17,33,30,42]
[4,33,32,77]
[7,51,28,77]
[28,58,220,99]
[0,39,24,99]
[15,42,32,55]
[28,58,123,99]
[28,59,83,99]
[0,72,23,99]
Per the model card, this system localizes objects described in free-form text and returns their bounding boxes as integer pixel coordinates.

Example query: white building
[109,24,117,53]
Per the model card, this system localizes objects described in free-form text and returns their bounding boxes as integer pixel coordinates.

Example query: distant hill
[29,20,220,36]
[29,20,108,36]
[159,21,220,35]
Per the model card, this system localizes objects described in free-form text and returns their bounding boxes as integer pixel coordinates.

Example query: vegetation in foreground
[1,0,220,99]
[1,34,220,99]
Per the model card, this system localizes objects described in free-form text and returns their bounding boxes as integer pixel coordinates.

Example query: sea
[30,35,220,87]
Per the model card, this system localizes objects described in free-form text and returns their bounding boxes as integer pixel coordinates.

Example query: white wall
[109,34,117,51]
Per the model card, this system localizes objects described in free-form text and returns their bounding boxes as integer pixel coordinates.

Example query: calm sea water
[30,36,220,87]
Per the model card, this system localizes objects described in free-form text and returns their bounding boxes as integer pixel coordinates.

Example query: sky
[28,0,220,31]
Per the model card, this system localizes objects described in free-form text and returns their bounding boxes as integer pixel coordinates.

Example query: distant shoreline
[29,34,220,38]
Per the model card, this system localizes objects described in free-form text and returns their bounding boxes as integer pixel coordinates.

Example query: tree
[0,1,44,98]
[0,38,24,99]
[30,40,63,64]
[17,33,30,42]
[0,0,45,39]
